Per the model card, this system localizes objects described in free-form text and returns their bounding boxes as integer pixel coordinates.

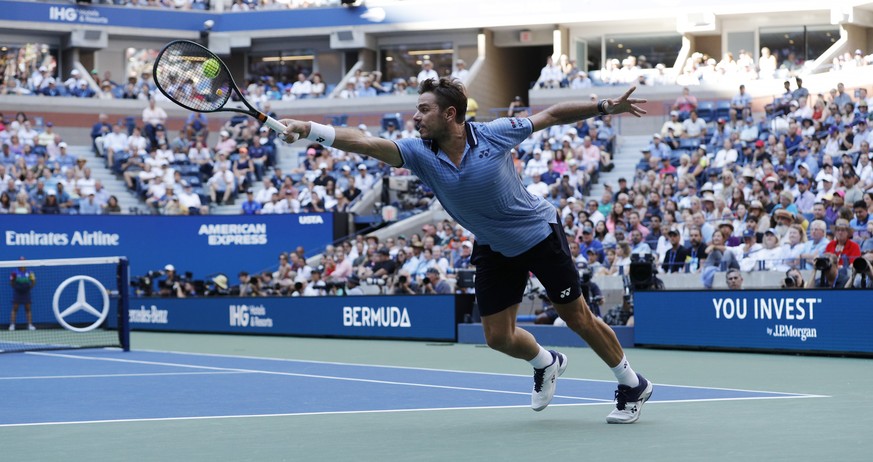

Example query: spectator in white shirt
[526,173,549,197]
[450,59,470,83]
[713,140,738,169]
[681,110,708,139]
[290,73,312,99]
[524,150,549,177]
[417,60,439,84]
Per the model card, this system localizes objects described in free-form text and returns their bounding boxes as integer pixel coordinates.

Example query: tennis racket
[152,40,292,138]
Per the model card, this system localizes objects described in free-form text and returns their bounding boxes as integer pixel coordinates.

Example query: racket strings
[154,41,232,112]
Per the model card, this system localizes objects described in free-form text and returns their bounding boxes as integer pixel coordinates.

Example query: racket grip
[264,116,290,136]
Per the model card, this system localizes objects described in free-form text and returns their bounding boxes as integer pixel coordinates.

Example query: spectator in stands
[12,191,31,214]
[79,192,102,215]
[450,59,470,84]
[207,162,235,206]
[725,268,744,290]
[681,110,707,140]
[850,200,871,242]
[141,97,166,147]
[240,189,261,215]
[731,84,751,112]
[535,55,562,89]
[672,87,698,120]
[417,60,439,84]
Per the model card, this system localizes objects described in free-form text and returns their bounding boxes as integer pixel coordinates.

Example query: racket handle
[263,116,290,136]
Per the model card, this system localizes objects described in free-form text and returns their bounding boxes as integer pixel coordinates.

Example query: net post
[118,257,131,352]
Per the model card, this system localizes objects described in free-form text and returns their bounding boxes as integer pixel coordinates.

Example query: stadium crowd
[5,48,873,293]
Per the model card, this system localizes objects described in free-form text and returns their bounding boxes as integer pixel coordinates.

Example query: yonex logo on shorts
[560,287,571,298]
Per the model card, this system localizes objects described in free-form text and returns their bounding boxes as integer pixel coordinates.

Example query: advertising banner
[634,290,873,355]
[127,295,457,341]
[0,214,333,281]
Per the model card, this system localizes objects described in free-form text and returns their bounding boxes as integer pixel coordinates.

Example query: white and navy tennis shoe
[531,350,567,411]
[606,373,653,424]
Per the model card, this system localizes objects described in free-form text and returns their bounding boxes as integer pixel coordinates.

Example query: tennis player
[280,78,652,423]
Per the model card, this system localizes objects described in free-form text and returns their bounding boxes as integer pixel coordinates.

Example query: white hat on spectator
[821,174,834,183]
[700,182,714,193]
[341,165,351,172]
[357,164,367,170]
[653,133,661,139]
[462,241,473,249]
[567,197,577,203]
[358,124,368,131]
[702,192,716,202]
[567,158,577,166]
[567,128,577,135]
[58,142,68,149]
[220,130,230,137]
[798,162,810,171]
[164,264,175,272]
[39,66,47,72]
[318,162,328,170]
[71,69,80,76]
[670,110,679,117]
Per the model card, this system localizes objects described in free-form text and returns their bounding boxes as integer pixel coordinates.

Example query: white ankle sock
[528,347,554,369]
[610,355,640,388]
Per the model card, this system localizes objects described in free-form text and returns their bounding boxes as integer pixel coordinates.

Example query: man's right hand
[278,119,308,144]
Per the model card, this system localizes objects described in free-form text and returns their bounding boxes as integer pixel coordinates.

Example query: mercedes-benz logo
[52,276,110,332]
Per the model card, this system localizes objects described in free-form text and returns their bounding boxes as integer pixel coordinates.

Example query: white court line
[25,351,603,403]
[0,395,827,428]
[138,348,830,398]
[0,371,250,381]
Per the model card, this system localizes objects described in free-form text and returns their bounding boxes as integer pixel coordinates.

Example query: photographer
[806,253,850,289]
[603,293,634,327]
[391,271,417,295]
[420,268,452,295]
[847,247,873,288]
[303,267,327,296]
[346,275,364,295]
[233,271,259,297]
[781,268,806,289]
[157,264,183,297]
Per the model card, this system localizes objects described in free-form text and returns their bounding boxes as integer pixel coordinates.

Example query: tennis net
[0,256,130,353]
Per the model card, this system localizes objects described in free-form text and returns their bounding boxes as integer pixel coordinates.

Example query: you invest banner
[634,290,873,355]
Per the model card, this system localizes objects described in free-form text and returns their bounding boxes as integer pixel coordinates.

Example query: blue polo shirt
[395,118,556,257]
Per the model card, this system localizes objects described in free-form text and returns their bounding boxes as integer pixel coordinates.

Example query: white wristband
[306,122,336,147]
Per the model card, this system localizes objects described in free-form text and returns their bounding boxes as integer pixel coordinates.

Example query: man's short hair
[419,77,468,124]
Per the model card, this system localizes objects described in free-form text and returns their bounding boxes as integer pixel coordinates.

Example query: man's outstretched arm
[279,119,404,168]
[529,86,647,132]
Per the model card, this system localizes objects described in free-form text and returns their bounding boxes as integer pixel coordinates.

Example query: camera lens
[853,257,869,272]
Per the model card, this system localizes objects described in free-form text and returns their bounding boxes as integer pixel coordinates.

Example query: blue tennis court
[0,348,824,427]
[3,333,866,462]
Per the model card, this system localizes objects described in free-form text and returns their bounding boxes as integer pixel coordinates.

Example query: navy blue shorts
[12,290,32,305]
[471,221,582,317]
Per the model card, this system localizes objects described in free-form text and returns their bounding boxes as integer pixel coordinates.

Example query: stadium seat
[715,101,731,122]
[326,114,348,126]
[381,113,402,132]
[696,101,715,123]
